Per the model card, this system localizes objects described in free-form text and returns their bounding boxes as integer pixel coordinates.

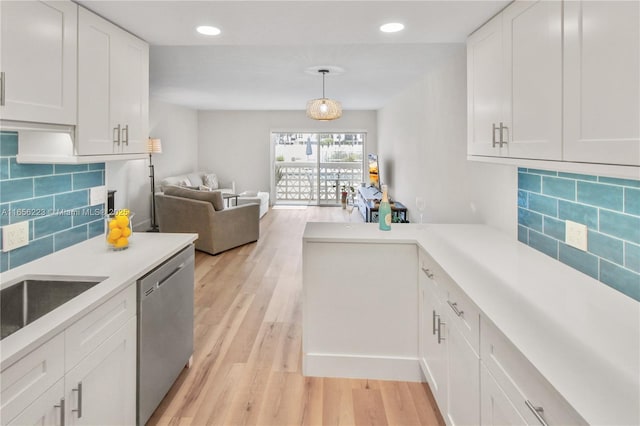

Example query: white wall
[377,45,517,237]
[106,99,198,230]
[197,110,377,195]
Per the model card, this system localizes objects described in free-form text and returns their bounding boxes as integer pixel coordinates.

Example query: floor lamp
[147,138,162,232]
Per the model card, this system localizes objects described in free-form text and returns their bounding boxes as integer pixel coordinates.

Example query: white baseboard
[303,352,423,382]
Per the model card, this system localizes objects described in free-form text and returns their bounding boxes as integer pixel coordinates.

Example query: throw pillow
[187,173,204,187]
[199,185,211,191]
[204,173,219,190]
[180,178,191,187]
[164,185,225,211]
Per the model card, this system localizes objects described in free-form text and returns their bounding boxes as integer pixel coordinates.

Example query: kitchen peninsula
[302,222,639,426]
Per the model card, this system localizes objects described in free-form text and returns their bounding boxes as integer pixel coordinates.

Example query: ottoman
[237,191,270,218]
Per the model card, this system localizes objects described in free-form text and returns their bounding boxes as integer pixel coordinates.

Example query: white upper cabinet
[77,7,149,155]
[0,0,77,125]
[502,0,562,160]
[467,14,503,157]
[563,0,640,166]
[467,0,562,160]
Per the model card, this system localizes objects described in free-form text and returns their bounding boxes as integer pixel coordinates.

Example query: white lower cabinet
[64,317,136,425]
[6,380,65,426]
[0,284,136,426]
[481,365,527,426]
[480,318,587,426]
[418,249,480,425]
[419,249,585,426]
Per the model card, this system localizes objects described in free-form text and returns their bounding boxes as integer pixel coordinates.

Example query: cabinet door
[446,319,480,426]
[77,7,118,155]
[467,14,504,157]
[564,0,640,165]
[502,0,562,160]
[0,0,77,124]
[6,380,64,426]
[114,32,149,154]
[418,273,448,412]
[480,365,527,426]
[64,317,136,426]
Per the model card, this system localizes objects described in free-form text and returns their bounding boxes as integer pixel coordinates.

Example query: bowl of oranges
[106,209,133,250]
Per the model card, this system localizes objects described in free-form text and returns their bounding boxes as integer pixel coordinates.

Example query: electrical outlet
[2,221,29,252]
[565,220,588,251]
[90,186,107,206]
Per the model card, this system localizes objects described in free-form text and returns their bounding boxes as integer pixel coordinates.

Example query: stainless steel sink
[1,275,106,340]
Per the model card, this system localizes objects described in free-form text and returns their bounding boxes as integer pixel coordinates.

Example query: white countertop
[0,232,197,370]
[303,222,640,425]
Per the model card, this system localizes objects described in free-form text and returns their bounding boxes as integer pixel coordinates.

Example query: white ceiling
[78,1,510,110]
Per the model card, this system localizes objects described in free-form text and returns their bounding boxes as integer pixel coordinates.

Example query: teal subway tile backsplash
[518,168,640,301]
[577,181,623,211]
[0,132,106,272]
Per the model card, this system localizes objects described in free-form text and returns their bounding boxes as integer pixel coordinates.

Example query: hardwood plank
[352,388,389,426]
[379,380,423,426]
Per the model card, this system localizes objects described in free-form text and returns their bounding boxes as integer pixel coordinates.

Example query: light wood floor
[148,206,444,426]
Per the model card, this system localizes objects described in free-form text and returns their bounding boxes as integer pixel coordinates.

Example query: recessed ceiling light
[380,23,405,33]
[196,26,221,36]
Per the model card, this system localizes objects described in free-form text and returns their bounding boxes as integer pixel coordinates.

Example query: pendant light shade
[306,69,342,121]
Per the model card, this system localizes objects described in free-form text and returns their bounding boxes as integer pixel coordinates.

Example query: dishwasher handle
[157,262,186,288]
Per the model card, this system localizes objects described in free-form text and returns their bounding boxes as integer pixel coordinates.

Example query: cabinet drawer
[65,283,136,370]
[445,281,480,354]
[418,249,448,302]
[481,319,586,425]
[0,333,65,424]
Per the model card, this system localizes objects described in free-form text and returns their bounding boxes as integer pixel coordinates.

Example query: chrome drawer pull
[421,267,434,279]
[432,310,438,335]
[499,122,509,147]
[113,124,121,145]
[492,123,499,147]
[437,317,445,344]
[54,398,65,426]
[525,400,548,426]
[447,300,464,317]
[72,382,83,418]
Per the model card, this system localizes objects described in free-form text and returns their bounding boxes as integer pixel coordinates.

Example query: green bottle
[378,184,392,231]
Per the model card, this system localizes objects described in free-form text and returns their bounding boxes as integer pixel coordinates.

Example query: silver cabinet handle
[122,124,129,146]
[0,71,5,106]
[432,310,438,335]
[72,382,83,418]
[499,122,508,147]
[447,300,464,318]
[54,398,65,426]
[525,400,548,426]
[437,317,445,344]
[492,123,499,147]
[421,267,434,279]
[113,124,121,145]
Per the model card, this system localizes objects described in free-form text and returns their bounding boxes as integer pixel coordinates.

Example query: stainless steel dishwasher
[138,244,195,425]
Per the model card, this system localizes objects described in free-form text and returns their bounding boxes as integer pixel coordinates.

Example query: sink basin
[1,275,106,340]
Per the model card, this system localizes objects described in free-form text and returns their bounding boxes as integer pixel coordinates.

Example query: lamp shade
[306,98,342,121]
[147,138,162,154]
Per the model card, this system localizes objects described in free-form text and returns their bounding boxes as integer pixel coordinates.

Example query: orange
[108,219,119,230]
[121,227,131,237]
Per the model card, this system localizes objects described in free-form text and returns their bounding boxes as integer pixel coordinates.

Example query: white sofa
[237,191,270,218]
[158,172,234,193]
[158,172,269,218]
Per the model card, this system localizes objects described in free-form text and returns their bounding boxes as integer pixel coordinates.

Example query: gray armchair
[155,186,259,255]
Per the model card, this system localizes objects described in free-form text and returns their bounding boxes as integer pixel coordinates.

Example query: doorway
[272,132,365,205]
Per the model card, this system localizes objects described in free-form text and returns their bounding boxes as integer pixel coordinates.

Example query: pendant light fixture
[306,69,342,121]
